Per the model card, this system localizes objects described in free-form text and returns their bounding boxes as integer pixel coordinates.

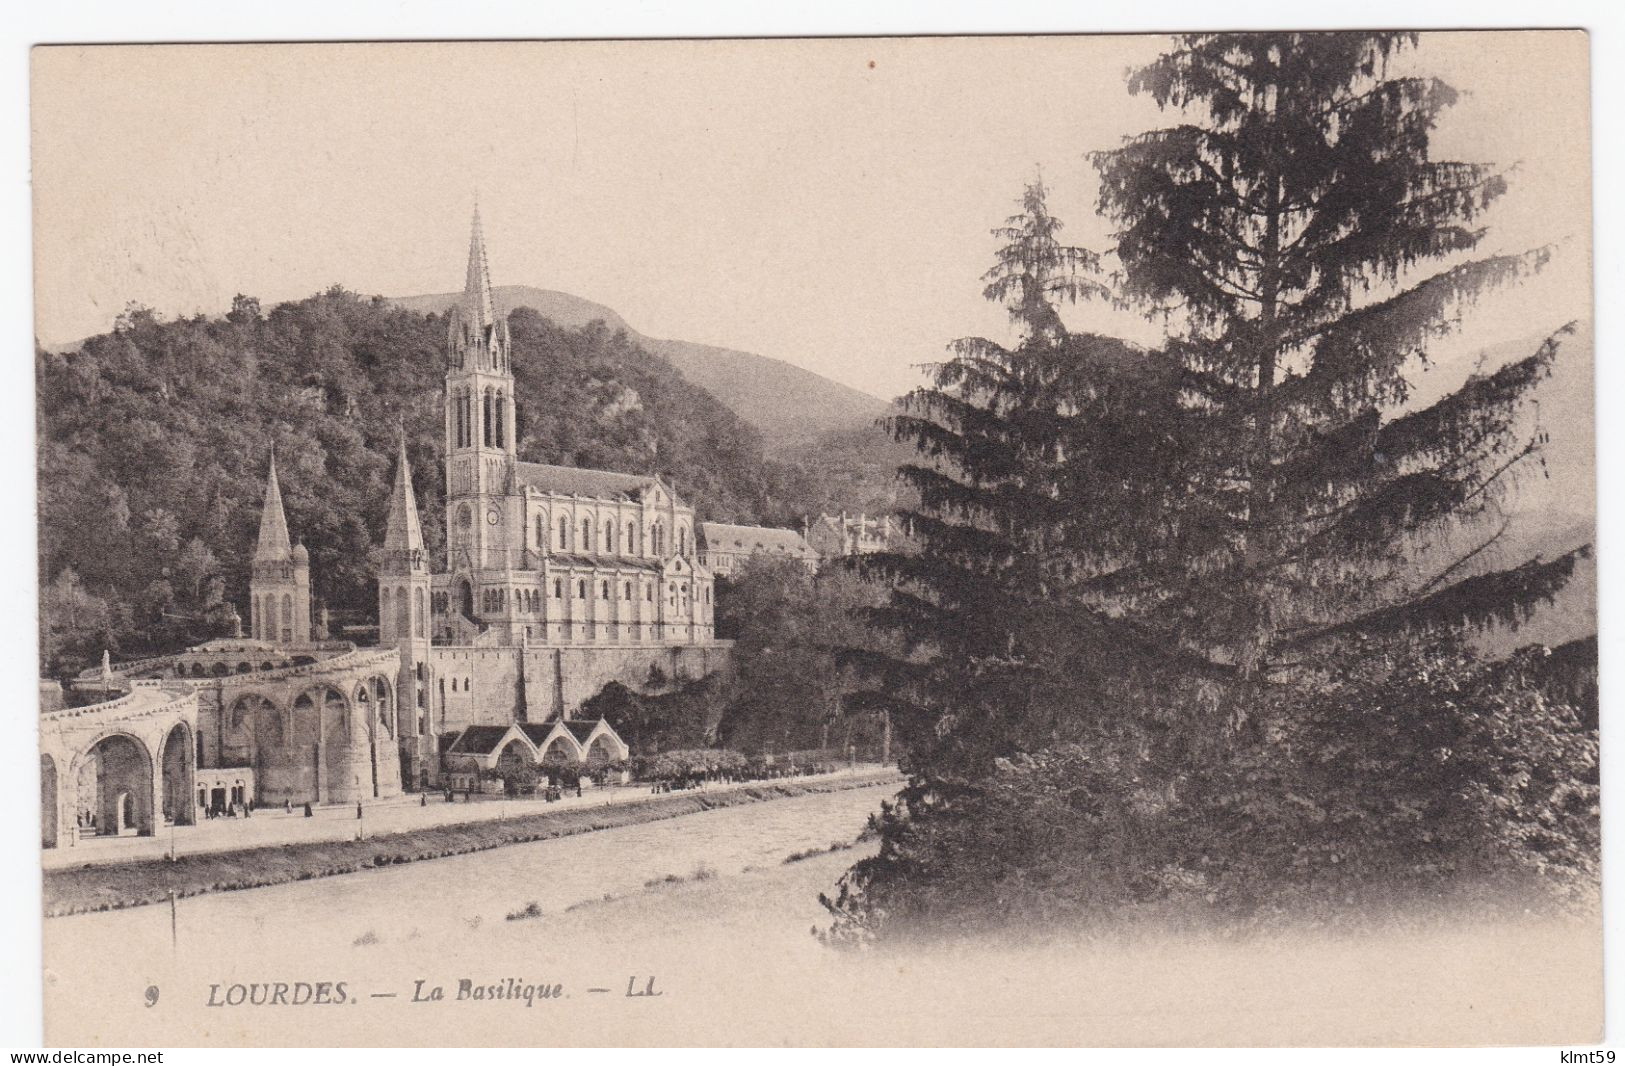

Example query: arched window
[581,517,593,552]
[414,588,425,638]
[624,581,632,600]
[627,522,637,554]
[601,580,610,599]
[281,593,292,631]
[577,579,586,599]
[553,578,563,599]
[558,516,569,550]
[380,587,391,640]
[645,583,653,602]
[678,526,688,557]
[482,388,494,447]
[652,523,664,556]
[494,389,504,449]
[536,514,546,551]
[604,520,615,554]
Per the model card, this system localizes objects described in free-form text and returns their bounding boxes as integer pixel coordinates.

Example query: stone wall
[428,641,733,735]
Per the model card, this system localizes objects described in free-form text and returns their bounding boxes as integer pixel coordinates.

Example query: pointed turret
[462,203,496,330]
[384,432,425,557]
[249,452,311,645]
[446,203,510,373]
[254,454,293,563]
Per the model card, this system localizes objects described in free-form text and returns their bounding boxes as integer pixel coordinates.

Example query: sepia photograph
[24,24,1601,1048]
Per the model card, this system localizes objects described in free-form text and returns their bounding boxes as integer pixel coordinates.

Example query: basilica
[40,211,730,842]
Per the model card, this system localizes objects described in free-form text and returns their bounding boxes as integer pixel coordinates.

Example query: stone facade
[42,208,732,844]
[698,521,820,576]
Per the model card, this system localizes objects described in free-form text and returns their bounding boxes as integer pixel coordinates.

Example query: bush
[635,749,747,782]
[822,643,1599,943]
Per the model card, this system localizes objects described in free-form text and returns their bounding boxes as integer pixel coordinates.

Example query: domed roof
[291,542,310,563]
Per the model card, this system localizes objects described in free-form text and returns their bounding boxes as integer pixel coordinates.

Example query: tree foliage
[36,290,854,676]
[827,33,1594,941]
[713,556,890,756]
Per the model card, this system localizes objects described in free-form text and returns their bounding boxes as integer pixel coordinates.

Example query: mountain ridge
[391,285,892,456]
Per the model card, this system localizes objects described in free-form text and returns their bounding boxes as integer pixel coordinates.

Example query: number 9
[144,986,159,1008]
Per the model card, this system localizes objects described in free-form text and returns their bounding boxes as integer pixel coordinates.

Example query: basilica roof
[543,551,665,572]
[516,461,662,502]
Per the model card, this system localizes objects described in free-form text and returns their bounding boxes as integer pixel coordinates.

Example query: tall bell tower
[443,205,519,608]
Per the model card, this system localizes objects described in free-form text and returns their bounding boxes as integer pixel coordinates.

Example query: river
[43,779,1600,1046]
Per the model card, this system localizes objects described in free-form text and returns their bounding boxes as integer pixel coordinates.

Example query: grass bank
[44,770,901,917]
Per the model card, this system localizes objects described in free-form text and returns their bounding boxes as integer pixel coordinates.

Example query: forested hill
[34,288,835,674]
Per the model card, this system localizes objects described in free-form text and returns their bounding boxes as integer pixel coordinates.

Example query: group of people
[203,798,254,819]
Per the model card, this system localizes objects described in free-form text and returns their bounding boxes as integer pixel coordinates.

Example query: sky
[31,33,1591,410]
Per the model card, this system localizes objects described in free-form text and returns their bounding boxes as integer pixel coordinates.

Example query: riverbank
[43,769,901,917]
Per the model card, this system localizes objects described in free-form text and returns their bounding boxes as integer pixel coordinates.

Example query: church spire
[383,429,424,555]
[462,202,496,330]
[254,452,293,563]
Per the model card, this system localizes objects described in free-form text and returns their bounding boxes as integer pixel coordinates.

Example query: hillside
[393,286,892,454]
[33,289,849,676]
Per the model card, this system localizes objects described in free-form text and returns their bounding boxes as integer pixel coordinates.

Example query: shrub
[822,643,1598,943]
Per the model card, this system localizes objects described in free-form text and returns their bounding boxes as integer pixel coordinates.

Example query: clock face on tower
[486,507,501,526]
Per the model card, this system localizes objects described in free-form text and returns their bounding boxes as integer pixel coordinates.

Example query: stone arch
[227,692,278,779]
[160,721,194,826]
[497,739,534,774]
[586,734,620,767]
[211,662,229,677]
[356,676,394,740]
[236,661,251,674]
[189,662,206,678]
[73,731,155,837]
[40,754,58,849]
[540,735,580,765]
[457,578,474,619]
[317,685,353,801]
[285,688,323,800]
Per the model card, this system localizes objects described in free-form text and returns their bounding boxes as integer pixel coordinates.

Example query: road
[43,767,889,869]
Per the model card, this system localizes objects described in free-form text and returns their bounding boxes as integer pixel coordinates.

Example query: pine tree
[847,177,1133,774]
[825,34,1594,940]
[1086,32,1584,700]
